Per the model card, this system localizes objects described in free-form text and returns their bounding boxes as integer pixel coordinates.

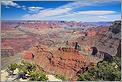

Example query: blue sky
[1,0,121,22]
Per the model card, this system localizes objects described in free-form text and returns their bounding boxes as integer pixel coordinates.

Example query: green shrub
[9,63,18,71]
[55,74,66,80]
[19,60,36,73]
[29,71,48,81]
[8,63,18,75]
[77,57,121,81]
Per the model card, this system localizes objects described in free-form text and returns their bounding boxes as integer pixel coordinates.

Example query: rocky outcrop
[32,45,92,80]
[94,21,121,57]
[22,51,34,60]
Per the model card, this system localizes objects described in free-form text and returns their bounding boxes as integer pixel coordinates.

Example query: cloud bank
[1,0,121,21]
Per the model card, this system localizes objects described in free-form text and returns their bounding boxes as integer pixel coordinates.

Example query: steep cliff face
[116,43,121,57]
[109,21,121,57]
[33,46,91,79]
[109,21,121,39]
[94,21,121,56]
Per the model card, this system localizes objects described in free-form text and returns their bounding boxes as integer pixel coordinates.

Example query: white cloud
[22,10,119,21]
[1,1,18,7]
[28,6,43,12]
[3,0,117,21]
[39,8,71,16]
[16,5,21,8]
[1,1,44,13]
[21,6,26,10]
[57,0,120,10]
[25,10,115,19]
[22,8,72,19]
[98,16,107,19]
[77,10,116,15]
[21,0,120,21]
[47,14,120,22]
[1,1,27,10]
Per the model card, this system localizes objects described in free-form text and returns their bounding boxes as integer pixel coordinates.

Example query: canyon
[1,20,121,80]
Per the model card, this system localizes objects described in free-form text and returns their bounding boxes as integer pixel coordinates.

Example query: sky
[1,0,121,22]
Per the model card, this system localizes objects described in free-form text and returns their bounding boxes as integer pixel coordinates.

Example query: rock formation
[31,45,92,80]
[94,20,121,57]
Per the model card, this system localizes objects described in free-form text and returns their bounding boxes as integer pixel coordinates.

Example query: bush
[77,57,121,81]
[8,63,18,75]
[18,66,28,74]
[29,71,48,81]
[55,74,66,80]
[7,60,48,81]
[19,60,36,73]
[9,63,18,71]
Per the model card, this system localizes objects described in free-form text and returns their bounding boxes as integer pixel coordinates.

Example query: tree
[77,57,121,81]
[8,63,18,75]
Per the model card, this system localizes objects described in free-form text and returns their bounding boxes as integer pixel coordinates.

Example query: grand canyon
[1,20,121,81]
[1,0,121,81]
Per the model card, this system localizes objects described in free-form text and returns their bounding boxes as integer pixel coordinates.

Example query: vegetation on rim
[77,56,121,81]
[7,60,48,81]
